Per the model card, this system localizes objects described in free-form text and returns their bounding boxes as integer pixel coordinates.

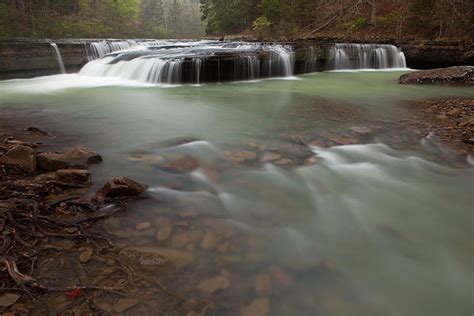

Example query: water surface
[0,71,473,315]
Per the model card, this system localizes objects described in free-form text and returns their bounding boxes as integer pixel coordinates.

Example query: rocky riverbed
[0,92,473,314]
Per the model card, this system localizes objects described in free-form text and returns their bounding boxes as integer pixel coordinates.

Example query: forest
[0,0,473,39]
[0,0,205,38]
[201,0,474,39]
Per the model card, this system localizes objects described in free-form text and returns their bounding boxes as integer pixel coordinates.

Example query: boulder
[97,176,147,198]
[37,146,102,171]
[0,145,36,172]
[399,66,474,85]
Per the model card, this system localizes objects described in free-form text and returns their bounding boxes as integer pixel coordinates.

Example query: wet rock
[274,158,293,166]
[35,169,91,185]
[269,265,294,287]
[399,66,474,86]
[155,217,172,241]
[255,273,272,296]
[320,132,357,145]
[113,298,139,313]
[350,126,373,135]
[305,156,318,165]
[37,146,102,171]
[240,298,270,316]
[98,176,148,198]
[308,140,327,148]
[197,270,231,294]
[226,150,257,163]
[4,136,40,148]
[135,221,152,231]
[162,155,199,173]
[0,293,21,307]
[79,248,93,263]
[26,126,52,136]
[0,145,36,172]
[261,150,282,162]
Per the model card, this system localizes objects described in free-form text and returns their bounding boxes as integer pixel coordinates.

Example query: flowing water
[0,43,473,315]
[50,42,66,74]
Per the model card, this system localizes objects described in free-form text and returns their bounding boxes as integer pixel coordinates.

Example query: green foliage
[199,0,473,39]
[0,0,204,38]
[252,16,272,31]
[352,16,369,29]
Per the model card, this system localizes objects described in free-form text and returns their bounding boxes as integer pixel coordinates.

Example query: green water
[1,71,473,315]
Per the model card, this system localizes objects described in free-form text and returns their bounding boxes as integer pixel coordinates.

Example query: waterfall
[50,43,66,74]
[84,39,172,60]
[79,41,296,84]
[303,47,318,73]
[331,43,407,70]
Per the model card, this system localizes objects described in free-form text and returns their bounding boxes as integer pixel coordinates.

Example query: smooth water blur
[1,71,473,315]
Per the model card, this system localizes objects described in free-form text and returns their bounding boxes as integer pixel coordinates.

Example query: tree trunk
[371,0,376,25]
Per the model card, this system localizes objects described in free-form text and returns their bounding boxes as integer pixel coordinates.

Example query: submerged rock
[155,217,172,241]
[162,155,199,173]
[135,221,152,231]
[261,150,282,162]
[240,298,270,316]
[37,146,102,171]
[255,273,272,296]
[399,66,474,85]
[0,145,36,172]
[98,176,147,198]
[120,246,193,267]
[197,270,231,294]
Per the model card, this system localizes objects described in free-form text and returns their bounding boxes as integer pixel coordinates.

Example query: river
[0,42,473,315]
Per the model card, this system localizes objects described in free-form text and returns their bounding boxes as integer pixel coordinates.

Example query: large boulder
[97,176,148,198]
[37,147,102,171]
[399,66,474,85]
[0,145,36,172]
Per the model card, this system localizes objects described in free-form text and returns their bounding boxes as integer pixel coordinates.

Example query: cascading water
[331,43,407,70]
[50,43,66,74]
[84,39,171,60]
[79,41,296,84]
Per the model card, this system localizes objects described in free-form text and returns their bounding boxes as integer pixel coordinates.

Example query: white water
[332,43,406,70]
[79,41,296,84]
[50,43,66,74]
